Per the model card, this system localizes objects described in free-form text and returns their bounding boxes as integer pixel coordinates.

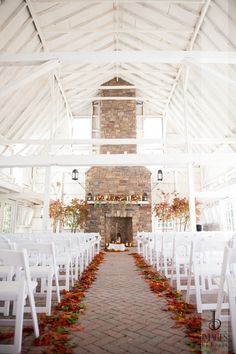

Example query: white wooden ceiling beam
[69,96,166,102]
[0,152,235,168]
[1,138,236,146]
[25,0,73,121]
[0,60,60,98]
[163,0,211,139]
[1,51,236,65]
[31,0,206,3]
[43,28,192,35]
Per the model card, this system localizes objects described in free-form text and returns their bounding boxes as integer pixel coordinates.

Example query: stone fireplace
[85,78,152,244]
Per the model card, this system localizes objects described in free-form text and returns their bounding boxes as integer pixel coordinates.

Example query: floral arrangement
[64,199,88,233]
[153,191,201,231]
[49,198,89,233]
[171,196,190,231]
[153,191,177,231]
[93,193,143,202]
[49,199,65,233]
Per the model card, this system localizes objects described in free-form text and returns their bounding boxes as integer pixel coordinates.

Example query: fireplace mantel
[87,201,149,205]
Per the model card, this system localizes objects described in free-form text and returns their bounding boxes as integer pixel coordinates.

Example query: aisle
[72,252,189,354]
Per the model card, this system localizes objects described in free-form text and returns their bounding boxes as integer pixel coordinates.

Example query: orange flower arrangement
[64,198,88,233]
[49,199,65,233]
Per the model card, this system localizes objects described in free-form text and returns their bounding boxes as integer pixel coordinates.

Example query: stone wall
[100,78,136,154]
[85,78,152,243]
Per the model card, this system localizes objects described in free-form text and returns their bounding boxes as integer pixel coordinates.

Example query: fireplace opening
[106,217,133,245]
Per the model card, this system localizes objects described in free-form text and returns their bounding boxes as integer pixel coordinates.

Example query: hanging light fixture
[157,169,163,181]
[142,192,148,201]
[72,169,79,181]
[87,193,93,201]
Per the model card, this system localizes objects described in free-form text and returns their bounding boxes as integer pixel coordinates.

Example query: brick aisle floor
[70,251,190,354]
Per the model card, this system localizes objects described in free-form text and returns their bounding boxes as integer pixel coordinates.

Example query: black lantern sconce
[87,193,93,201]
[142,192,148,201]
[157,169,163,182]
[72,169,79,181]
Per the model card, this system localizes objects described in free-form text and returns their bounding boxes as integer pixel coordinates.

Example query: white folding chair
[227,274,236,354]
[170,234,193,291]
[159,233,175,278]
[0,249,39,354]
[15,242,60,315]
[53,237,74,291]
[186,239,228,313]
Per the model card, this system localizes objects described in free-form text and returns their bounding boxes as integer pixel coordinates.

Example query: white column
[188,165,196,232]
[42,166,51,232]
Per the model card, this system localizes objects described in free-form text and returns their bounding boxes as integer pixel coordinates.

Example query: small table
[107,243,126,251]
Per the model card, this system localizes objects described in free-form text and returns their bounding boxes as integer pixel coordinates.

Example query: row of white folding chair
[0,249,39,354]
[3,232,100,285]
[0,241,17,316]
[37,234,74,291]
[138,231,234,283]
[214,245,236,353]
[5,234,74,292]
[15,242,61,316]
[185,238,230,313]
[159,231,233,282]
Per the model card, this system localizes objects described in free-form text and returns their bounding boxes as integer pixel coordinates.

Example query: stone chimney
[85,78,152,245]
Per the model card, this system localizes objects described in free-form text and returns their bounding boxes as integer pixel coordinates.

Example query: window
[137,117,163,154]
[153,216,173,231]
[143,117,162,139]
[225,202,235,231]
[72,118,91,155]
[72,118,91,139]
[0,201,15,233]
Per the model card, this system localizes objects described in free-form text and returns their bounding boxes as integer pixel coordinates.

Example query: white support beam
[66,84,170,89]
[194,191,236,199]
[1,138,236,146]
[0,153,236,168]
[25,0,73,121]
[43,28,193,35]
[0,51,235,65]
[70,96,166,102]
[188,165,196,232]
[31,0,207,3]
[163,0,211,133]
[42,167,51,232]
[0,60,60,98]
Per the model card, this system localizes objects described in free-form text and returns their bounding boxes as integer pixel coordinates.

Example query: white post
[42,166,51,232]
[188,165,196,232]
[182,67,196,232]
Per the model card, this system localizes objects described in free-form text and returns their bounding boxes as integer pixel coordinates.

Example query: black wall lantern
[72,169,79,181]
[157,169,163,181]
[87,193,93,201]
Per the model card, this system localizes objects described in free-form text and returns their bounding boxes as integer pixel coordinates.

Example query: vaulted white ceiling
[0,0,236,159]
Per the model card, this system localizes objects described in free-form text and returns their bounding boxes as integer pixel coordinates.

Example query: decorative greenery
[153,191,201,231]
[153,191,177,231]
[49,199,65,233]
[171,196,190,231]
[64,199,88,233]
[93,193,143,202]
